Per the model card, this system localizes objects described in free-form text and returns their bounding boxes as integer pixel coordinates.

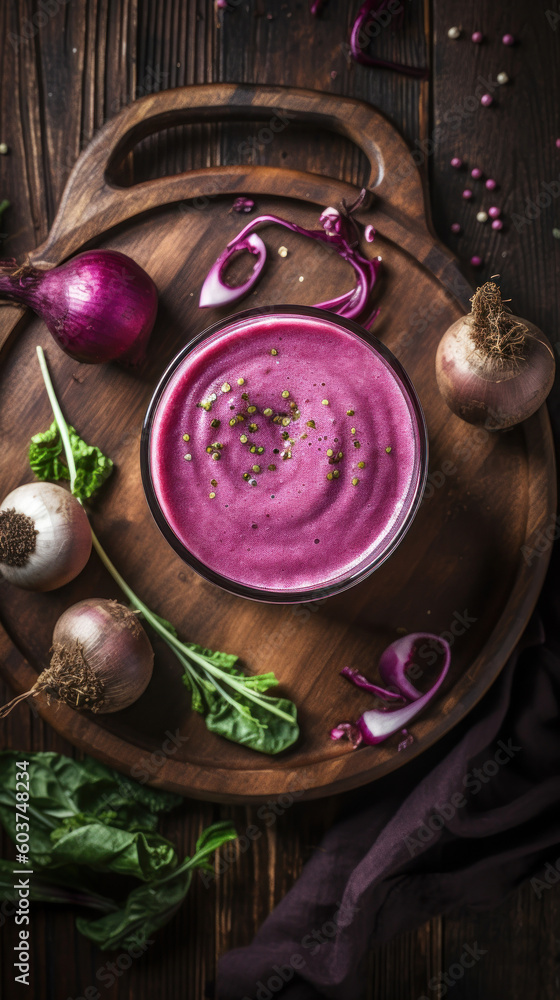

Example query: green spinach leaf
[0,752,181,876]
[47,816,177,880]
[0,752,237,950]
[76,820,236,950]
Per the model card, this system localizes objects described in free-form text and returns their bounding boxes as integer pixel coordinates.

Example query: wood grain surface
[0,82,554,804]
[1,1,559,998]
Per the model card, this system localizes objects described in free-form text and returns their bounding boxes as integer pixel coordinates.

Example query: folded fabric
[217,537,560,999]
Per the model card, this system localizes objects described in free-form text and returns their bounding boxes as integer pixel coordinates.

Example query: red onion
[0,250,158,364]
[0,598,154,719]
[331,633,451,748]
[199,194,382,329]
[436,282,555,429]
[350,0,429,78]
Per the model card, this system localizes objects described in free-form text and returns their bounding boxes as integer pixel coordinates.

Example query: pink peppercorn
[502,33,515,45]
[481,94,493,107]
[485,178,497,190]
[232,197,255,213]
[450,157,463,168]
[471,31,483,43]
[462,189,473,199]
[492,219,503,231]
[556,139,560,149]
[470,256,483,267]
[471,167,482,179]
[451,223,462,234]
[488,206,501,218]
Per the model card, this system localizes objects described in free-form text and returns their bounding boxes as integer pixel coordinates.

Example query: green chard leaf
[180,649,299,755]
[202,687,299,755]
[184,642,239,672]
[29,420,113,500]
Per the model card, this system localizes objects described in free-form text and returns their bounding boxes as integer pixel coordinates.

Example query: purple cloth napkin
[217,537,560,999]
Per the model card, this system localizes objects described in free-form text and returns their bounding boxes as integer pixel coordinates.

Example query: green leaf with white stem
[29,420,113,501]
[180,647,299,754]
[33,345,299,756]
[185,642,239,672]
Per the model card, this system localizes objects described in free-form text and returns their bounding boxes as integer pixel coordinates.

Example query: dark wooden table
[1,1,559,998]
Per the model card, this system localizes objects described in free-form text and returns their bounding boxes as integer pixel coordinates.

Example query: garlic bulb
[0,482,91,591]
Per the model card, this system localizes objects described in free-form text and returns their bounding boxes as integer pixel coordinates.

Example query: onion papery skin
[53,599,154,713]
[0,483,91,591]
[436,316,555,430]
[0,251,158,365]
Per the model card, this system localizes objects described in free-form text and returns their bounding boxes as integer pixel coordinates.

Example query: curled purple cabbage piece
[199,193,382,329]
[331,633,451,748]
[310,0,327,13]
[350,0,429,79]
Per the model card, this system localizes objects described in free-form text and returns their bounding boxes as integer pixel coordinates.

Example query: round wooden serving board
[0,85,555,803]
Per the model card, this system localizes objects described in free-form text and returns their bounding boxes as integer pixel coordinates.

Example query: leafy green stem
[36,346,78,486]
[89,533,293,726]
[34,347,299,754]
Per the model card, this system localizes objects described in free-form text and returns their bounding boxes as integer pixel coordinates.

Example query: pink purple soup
[149,312,423,595]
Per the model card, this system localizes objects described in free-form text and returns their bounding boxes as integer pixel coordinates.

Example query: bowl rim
[140,305,429,604]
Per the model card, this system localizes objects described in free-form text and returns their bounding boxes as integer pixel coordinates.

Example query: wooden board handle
[32,84,428,265]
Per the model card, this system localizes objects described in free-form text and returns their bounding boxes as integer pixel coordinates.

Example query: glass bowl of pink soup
[141,306,428,603]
